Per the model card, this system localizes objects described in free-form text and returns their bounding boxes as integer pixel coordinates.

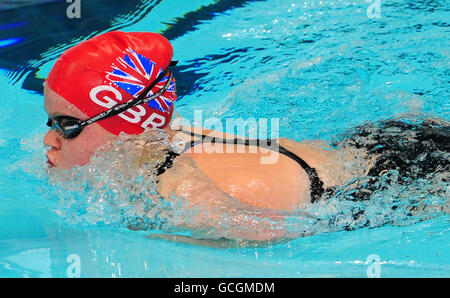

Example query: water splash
[15,118,449,242]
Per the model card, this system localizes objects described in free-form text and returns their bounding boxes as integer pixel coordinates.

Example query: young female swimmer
[44,31,449,242]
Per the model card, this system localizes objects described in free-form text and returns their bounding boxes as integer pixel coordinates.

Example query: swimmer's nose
[43,129,62,150]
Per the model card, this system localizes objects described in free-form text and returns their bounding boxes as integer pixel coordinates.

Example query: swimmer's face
[43,83,117,169]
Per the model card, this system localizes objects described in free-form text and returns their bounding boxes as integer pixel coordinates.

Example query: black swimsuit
[155,130,325,203]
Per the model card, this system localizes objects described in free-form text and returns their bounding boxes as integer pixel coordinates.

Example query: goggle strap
[78,61,177,128]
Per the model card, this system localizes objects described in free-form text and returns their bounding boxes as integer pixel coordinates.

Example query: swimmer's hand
[155,154,311,242]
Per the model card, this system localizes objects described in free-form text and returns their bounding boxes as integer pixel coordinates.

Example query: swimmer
[43,31,449,242]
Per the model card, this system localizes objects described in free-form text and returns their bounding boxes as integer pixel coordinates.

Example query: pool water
[0,0,449,277]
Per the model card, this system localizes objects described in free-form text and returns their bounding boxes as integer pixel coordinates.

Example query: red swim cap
[46,31,177,135]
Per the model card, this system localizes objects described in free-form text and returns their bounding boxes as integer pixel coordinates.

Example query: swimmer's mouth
[46,157,55,168]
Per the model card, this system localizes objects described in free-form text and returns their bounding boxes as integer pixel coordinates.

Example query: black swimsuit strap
[178,130,325,202]
[277,145,325,203]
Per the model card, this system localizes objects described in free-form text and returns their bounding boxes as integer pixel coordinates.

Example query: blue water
[0,0,449,277]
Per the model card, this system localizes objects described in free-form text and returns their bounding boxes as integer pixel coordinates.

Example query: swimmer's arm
[155,155,304,242]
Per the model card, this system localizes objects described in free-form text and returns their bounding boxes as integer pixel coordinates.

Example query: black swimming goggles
[47,61,178,139]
